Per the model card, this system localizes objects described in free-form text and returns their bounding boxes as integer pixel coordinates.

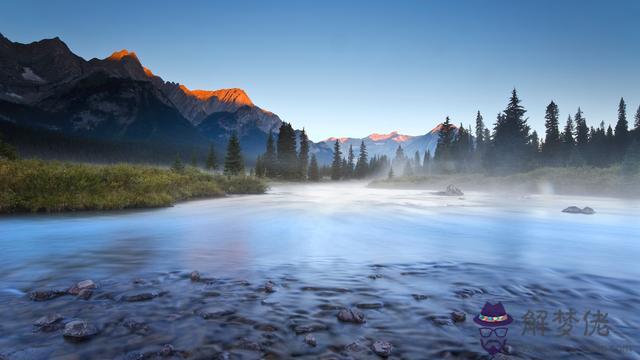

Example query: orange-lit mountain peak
[429,122,458,134]
[142,66,154,78]
[106,49,139,62]
[368,131,398,142]
[179,85,254,106]
[325,137,351,144]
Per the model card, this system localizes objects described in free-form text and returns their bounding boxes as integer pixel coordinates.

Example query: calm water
[0,183,639,359]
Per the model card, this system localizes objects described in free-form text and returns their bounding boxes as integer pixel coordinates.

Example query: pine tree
[354,141,368,179]
[346,144,355,179]
[574,107,589,152]
[615,97,629,157]
[475,111,485,149]
[413,150,421,169]
[422,150,431,175]
[308,154,320,181]
[264,131,276,177]
[634,106,640,140]
[0,132,17,160]
[330,140,342,180]
[191,151,198,167]
[254,155,265,177]
[542,101,560,165]
[562,115,575,146]
[171,153,185,173]
[387,167,394,179]
[224,132,244,176]
[298,128,309,180]
[486,89,531,174]
[434,116,456,173]
[206,144,218,171]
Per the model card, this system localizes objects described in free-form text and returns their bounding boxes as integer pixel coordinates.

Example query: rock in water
[190,271,201,282]
[264,281,275,293]
[77,289,93,300]
[304,334,317,347]
[34,313,63,332]
[446,184,464,196]
[372,340,393,357]
[562,206,583,214]
[337,308,366,324]
[29,289,67,301]
[63,320,98,341]
[451,311,466,323]
[68,280,96,295]
[581,206,595,215]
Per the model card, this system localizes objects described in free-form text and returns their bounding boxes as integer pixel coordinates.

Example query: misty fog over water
[1,183,638,358]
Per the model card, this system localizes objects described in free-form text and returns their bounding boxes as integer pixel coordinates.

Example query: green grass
[370,166,640,197]
[0,160,266,213]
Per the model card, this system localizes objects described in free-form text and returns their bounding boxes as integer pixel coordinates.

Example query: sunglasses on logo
[479,327,508,337]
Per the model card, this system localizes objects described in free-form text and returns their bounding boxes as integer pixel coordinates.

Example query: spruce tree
[206,144,218,171]
[634,106,640,140]
[486,89,531,174]
[308,154,320,181]
[354,141,368,179]
[255,155,264,177]
[276,122,297,179]
[574,107,589,152]
[542,101,560,165]
[387,167,394,179]
[0,132,17,160]
[224,132,244,176]
[413,150,421,169]
[298,128,309,180]
[423,150,431,175]
[434,116,456,173]
[615,97,629,157]
[347,144,355,179]
[475,111,485,149]
[171,153,185,173]
[264,131,276,177]
[330,140,342,180]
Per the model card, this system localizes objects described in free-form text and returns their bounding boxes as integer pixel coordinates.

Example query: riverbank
[0,160,266,213]
[369,166,640,198]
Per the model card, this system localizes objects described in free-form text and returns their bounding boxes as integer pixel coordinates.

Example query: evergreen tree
[341,158,349,179]
[264,132,277,177]
[0,132,17,160]
[542,101,561,165]
[354,141,368,179]
[615,97,629,156]
[475,111,485,149]
[562,115,575,146]
[422,150,431,175]
[330,140,342,180]
[171,153,185,173]
[434,116,456,172]
[346,144,355,179]
[574,107,590,156]
[206,144,218,171]
[634,106,640,140]
[224,132,244,176]
[308,154,320,181]
[387,167,394,179]
[254,155,265,177]
[191,151,198,167]
[486,89,531,174]
[413,150,421,169]
[276,123,298,179]
[298,128,309,180]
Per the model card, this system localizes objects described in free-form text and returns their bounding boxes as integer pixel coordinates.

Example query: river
[0,183,638,359]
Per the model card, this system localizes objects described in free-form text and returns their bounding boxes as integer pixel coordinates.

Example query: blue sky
[2,0,639,141]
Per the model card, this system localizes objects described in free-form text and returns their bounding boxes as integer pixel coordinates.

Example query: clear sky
[2,0,639,141]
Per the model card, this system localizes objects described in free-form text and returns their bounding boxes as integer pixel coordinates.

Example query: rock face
[562,206,595,215]
[372,340,393,358]
[337,308,366,324]
[63,320,98,341]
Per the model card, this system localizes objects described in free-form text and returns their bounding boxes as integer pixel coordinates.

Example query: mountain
[322,124,458,159]
[0,34,332,164]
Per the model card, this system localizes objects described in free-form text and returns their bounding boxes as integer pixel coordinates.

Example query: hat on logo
[473,302,513,327]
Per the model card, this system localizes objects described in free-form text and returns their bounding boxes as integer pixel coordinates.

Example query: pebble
[372,340,393,358]
[451,311,466,322]
[337,308,366,324]
[304,334,317,347]
[63,320,98,341]
[34,313,63,331]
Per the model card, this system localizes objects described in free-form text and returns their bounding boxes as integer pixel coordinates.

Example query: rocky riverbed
[1,262,638,359]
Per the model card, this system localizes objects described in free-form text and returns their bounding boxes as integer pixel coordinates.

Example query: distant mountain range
[0,34,332,164]
[0,34,458,165]
[321,123,458,159]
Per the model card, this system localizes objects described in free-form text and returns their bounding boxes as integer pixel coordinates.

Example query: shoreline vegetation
[0,160,266,214]
[369,166,640,198]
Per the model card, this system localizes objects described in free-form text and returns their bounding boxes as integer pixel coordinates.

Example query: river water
[0,183,638,359]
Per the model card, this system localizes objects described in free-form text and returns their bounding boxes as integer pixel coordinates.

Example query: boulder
[372,340,393,358]
[34,313,63,332]
[264,281,275,293]
[77,289,93,300]
[562,206,595,214]
[190,271,201,282]
[337,308,366,324]
[68,280,96,296]
[63,320,98,341]
[581,206,595,215]
[29,289,67,301]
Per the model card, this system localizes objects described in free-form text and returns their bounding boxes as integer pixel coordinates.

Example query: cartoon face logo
[474,302,513,357]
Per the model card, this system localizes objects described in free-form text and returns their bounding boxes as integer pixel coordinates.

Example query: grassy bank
[370,166,640,198]
[0,160,266,213]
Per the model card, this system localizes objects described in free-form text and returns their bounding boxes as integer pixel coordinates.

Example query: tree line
[378,89,640,178]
